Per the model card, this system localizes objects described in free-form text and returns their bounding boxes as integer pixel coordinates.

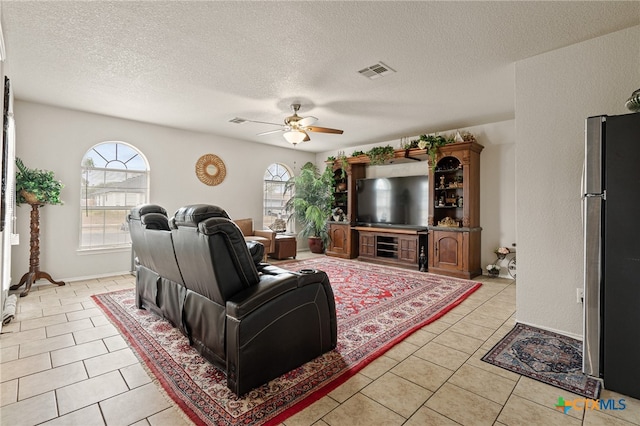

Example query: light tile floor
[1,253,638,425]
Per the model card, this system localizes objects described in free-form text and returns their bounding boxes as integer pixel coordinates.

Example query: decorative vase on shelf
[494,247,510,261]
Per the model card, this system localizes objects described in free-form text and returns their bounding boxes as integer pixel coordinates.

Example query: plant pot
[20,190,41,205]
[308,236,325,254]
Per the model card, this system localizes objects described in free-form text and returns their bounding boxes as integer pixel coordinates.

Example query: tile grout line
[409,279,516,424]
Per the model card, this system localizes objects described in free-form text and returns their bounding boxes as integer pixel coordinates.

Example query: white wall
[316,119,517,274]
[515,25,639,338]
[11,101,316,281]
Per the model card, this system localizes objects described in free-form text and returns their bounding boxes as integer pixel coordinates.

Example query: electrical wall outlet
[577,288,584,304]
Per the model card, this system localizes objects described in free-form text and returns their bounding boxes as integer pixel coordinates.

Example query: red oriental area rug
[93,257,481,426]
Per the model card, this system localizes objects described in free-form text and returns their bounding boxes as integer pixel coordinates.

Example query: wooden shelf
[346,148,428,165]
[343,142,482,166]
[325,162,366,259]
[428,142,484,279]
[357,228,424,268]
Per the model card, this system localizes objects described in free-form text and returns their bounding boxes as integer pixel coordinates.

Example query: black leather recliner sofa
[127,204,337,396]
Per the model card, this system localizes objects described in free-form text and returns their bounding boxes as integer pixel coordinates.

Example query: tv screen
[356,175,429,228]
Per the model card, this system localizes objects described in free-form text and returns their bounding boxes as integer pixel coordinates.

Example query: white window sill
[77,246,131,255]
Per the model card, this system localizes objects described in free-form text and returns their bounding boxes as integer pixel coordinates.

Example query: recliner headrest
[129,204,168,221]
[141,212,171,231]
[172,204,230,227]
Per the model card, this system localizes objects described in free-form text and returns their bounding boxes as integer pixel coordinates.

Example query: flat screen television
[356,175,429,229]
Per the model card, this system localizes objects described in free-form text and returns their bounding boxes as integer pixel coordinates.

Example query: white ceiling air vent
[228,117,248,124]
[358,62,396,80]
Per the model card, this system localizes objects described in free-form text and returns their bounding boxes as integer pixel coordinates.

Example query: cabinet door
[329,223,350,255]
[398,236,418,263]
[432,231,464,272]
[359,232,376,257]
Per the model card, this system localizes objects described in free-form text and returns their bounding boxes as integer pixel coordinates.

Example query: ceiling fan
[231,103,344,145]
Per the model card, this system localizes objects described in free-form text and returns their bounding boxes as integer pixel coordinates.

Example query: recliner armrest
[245,241,265,265]
[226,273,298,320]
[253,229,275,247]
[225,268,335,396]
[258,264,293,275]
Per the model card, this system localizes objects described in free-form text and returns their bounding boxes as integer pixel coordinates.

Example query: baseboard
[60,270,134,284]
[515,319,583,341]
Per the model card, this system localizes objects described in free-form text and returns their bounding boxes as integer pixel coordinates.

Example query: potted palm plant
[284,162,334,253]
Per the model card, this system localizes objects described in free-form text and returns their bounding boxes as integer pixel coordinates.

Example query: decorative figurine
[419,246,427,272]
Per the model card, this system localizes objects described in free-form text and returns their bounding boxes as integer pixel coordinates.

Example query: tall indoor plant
[285,162,334,253]
[11,158,65,297]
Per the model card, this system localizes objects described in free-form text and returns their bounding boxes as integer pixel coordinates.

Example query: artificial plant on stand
[10,158,65,297]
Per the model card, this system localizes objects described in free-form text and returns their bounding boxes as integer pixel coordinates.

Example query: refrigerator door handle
[581,162,585,226]
[581,162,585,197]
[583,195,602,377]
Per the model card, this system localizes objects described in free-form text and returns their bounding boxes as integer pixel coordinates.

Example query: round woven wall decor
[195,154,226,186]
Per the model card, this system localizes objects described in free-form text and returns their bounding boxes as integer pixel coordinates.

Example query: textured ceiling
[2,1,638,152]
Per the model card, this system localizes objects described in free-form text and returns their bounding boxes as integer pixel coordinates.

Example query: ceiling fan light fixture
[283,130,306,145]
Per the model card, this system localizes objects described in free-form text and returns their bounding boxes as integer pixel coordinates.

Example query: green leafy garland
[365,145,395,165]
[411,134,453,170]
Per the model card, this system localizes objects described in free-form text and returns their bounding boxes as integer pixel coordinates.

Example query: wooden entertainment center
[354,226,427,268]
[326,141,483,279]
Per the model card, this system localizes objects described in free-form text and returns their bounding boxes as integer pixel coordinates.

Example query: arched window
[263,163,292,231]
[80,142,149,249]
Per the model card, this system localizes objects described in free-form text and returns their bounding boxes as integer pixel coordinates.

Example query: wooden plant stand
[10,202,65,297]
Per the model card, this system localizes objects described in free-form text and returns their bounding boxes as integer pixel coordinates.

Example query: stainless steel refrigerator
[582,112,640,399]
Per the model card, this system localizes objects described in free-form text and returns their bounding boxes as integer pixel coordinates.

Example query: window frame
[79,141,149,251]
[263,163,293,231]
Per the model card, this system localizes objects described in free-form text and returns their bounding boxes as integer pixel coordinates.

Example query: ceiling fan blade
[297,116,317,127]
[303,131,311,142]
[243,119,284,126]
[257,128,286,136]
[305,126,344,134]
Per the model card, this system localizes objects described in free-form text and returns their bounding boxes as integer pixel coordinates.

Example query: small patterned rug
[93,257,481,426]
[482,323,601,398]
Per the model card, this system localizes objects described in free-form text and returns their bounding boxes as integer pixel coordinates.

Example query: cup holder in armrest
[299,268,318,274]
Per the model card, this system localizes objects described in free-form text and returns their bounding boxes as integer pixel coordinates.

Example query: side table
[271,234,297,260]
